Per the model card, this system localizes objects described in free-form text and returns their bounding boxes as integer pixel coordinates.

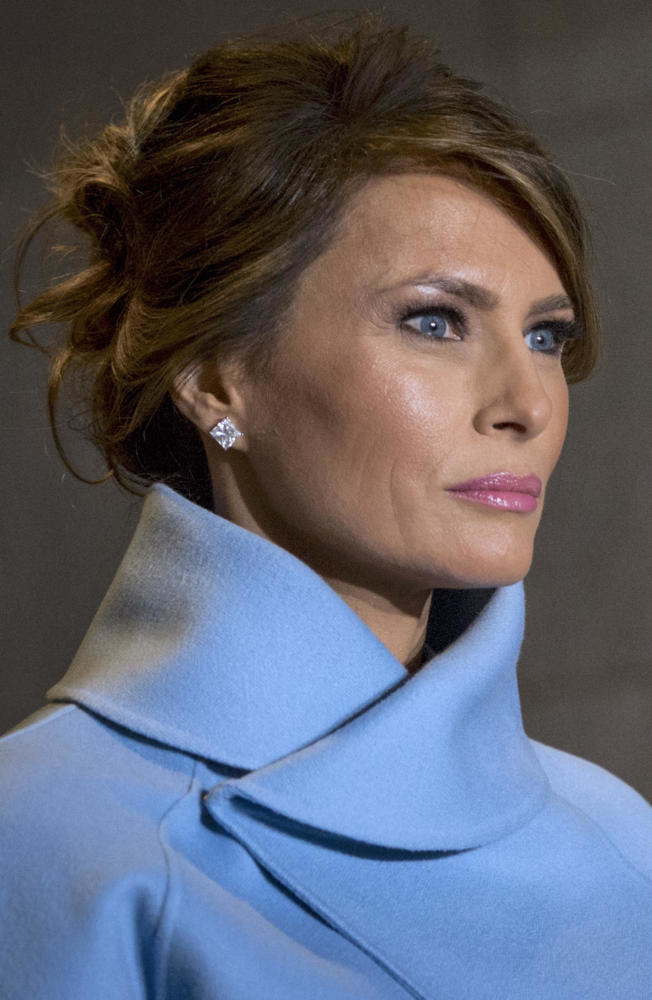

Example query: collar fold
[47,482,549,850]
[47,483,408,768]
[209,579,548,851]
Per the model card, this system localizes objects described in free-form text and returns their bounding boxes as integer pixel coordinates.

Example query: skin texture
[173,174,572,673]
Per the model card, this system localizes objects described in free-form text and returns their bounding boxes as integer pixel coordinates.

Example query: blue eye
[400,306,463,340]
[525,322,576,356]
[397,302,582,356]
[526,327,554,352]
[411,313,448,337]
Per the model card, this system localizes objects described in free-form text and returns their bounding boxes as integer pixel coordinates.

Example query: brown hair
[10,13,600,512]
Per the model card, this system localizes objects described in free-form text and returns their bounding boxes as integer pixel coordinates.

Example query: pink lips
[446,472,542,513]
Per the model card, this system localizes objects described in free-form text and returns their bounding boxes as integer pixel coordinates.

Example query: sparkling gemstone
[209,417,242,450]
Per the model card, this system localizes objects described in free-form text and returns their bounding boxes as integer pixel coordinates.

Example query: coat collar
[47,482,550,850]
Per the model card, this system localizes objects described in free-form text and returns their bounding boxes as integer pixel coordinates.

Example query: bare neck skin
[326,576,433,676]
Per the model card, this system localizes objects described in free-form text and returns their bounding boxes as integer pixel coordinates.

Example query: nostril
[493,421,528,432]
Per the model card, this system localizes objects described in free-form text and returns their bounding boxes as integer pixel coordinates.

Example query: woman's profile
[2,14,651,999]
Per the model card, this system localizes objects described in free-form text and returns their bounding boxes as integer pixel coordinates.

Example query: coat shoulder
[0,700,196,826]
[530,738,652,882]
[0,703,197,998]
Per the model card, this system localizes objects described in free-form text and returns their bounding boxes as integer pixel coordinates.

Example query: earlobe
[171,360,249,452]
[209,417,245,450]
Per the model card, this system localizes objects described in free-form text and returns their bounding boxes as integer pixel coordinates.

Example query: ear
[170,357,250,453]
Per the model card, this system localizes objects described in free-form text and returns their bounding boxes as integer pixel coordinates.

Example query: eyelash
[396,300,584,357]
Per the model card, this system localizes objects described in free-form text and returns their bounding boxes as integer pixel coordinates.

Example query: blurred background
[2,0,651,799]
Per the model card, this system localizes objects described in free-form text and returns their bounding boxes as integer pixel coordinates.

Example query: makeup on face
[373,276,583,364]
[229,173,573,596]
[445,472,542,513]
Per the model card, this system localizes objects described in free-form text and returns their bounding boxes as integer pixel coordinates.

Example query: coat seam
[151,755,199,1000]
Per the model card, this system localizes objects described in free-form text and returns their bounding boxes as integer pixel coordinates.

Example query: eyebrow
[377,274,575,319]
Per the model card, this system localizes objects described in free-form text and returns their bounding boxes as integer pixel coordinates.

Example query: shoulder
[0,698,196,887]
[0,700,195,824]
[530,738,652,881]
[0,703,197,997]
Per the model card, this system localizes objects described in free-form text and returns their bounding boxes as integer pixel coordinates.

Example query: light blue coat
[1,482,651,999]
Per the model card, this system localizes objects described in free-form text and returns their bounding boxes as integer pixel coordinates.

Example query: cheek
[244,358,362,504]
[329,368,463,517]
[307,361,460,469]
[371,359,472,463]
[248,357,460,518]
[549,378,569,462]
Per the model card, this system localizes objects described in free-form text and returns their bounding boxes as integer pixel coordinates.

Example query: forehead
[320,172,564,296]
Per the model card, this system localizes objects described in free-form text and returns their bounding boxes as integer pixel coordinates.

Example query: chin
[420,548,534,591]
[455,568,531,589]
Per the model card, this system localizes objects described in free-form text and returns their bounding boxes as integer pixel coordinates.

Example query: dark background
[3,1,651,799]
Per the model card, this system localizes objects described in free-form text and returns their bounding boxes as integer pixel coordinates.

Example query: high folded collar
[47,482,550,850]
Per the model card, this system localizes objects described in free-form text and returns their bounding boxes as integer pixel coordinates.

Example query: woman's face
[233,173,573,594]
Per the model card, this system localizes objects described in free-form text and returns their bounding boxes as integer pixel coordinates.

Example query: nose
[472,340,555,440]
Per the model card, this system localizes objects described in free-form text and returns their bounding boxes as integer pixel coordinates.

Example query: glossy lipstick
[446,473,542,513]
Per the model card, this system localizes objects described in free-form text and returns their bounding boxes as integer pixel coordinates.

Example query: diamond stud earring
[209,417,243,450]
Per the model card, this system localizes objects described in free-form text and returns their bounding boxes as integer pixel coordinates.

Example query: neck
[319,573,433,674]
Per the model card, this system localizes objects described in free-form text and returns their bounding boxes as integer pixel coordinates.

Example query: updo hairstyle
[10,14,600,512]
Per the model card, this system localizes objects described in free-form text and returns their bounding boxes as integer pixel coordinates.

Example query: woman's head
[11,14,599,591]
